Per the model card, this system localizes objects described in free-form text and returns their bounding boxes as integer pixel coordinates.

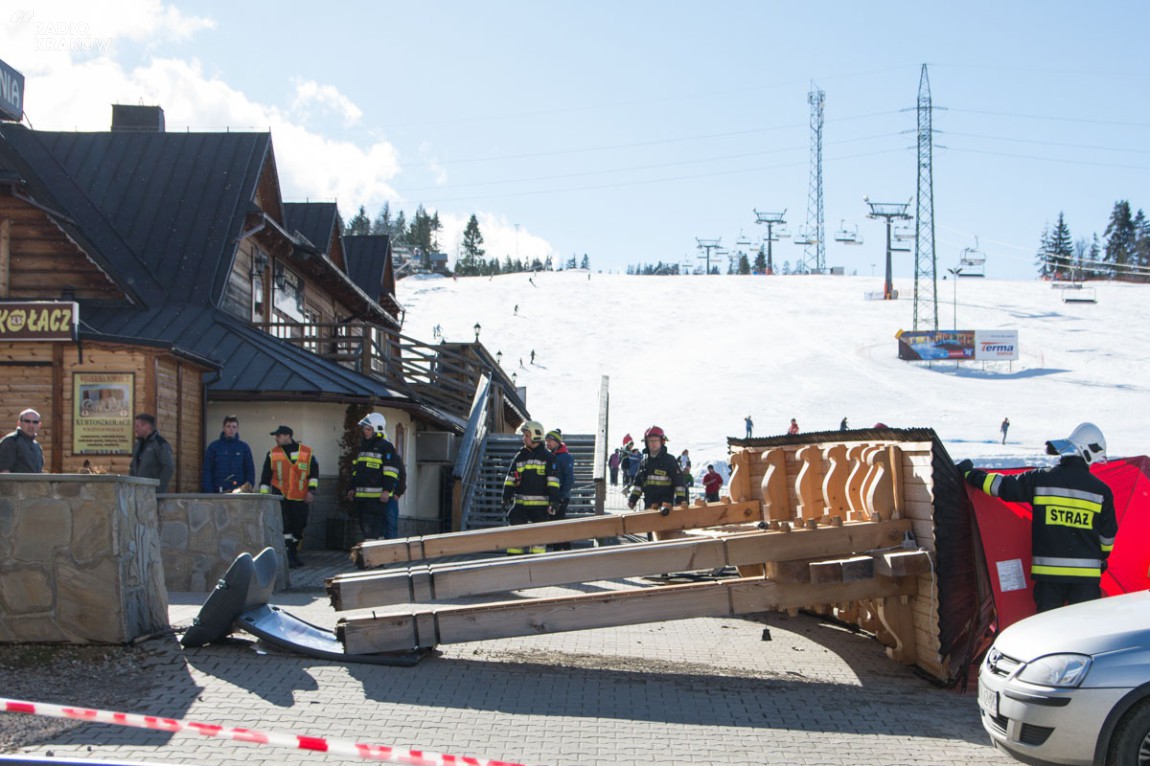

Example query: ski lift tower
[753,209,786,275]
[865,197,912,301]
[696,237,722,275]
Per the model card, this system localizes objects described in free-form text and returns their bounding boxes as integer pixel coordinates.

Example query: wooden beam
[353,499,763,568]
[337,572,917,654]
[0,218,10,298]
[331,518,911,610]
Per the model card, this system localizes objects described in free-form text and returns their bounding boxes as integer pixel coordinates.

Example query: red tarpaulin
[969,456,1150,632]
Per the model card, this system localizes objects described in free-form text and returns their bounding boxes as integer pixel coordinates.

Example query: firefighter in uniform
[260,425,319,568]
[628,425,687,513]
[958,422,1117,613]
[347,413,405,541]
[502,420,560,554]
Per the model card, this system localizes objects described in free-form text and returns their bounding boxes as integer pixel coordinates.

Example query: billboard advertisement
[896,330,975,361]
[897,329,1019,362]
[974,330,1019,361]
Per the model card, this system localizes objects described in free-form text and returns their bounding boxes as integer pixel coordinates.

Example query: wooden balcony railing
[250,320,525,422]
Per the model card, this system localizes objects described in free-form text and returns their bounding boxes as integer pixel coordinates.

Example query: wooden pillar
[821,444,850,520]
[794,445,825,520]
[51,343,65,472]
[0,218,10,298]
[761,448,790,523]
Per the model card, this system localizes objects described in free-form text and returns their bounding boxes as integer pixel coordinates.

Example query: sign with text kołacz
[974,330,1019,361]
[73,373,134,455]
[0,301,79,341]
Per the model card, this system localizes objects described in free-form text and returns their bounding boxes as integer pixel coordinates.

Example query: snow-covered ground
[398,271,1146,472]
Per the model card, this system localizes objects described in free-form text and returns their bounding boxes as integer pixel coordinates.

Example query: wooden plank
[809,559,843,584]
[334,518,910,610]
[874,550,933,577]
[332,537,727,611]
[354,499,762,568]
[338,573,916,654]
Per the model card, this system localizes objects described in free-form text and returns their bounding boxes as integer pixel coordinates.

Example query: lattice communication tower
[803,85,826,274]
[913,64,939,331]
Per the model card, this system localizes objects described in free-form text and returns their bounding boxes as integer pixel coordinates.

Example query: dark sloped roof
[0,124,163,306]
[283,202,339,252]
[84,303,407,401]
[6,126,270,307]
[344,235,390,300]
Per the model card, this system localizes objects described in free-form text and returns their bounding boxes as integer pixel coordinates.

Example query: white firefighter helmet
[1046,422,1107,464]
[520,420,545,443]
[358,412,388,438]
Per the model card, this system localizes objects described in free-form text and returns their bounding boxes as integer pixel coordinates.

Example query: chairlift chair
[958,239,987,277]
[834,220,863,245]
[793,227,816,246]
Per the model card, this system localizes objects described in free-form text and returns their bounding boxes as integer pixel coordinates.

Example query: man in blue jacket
[202,415,255,493]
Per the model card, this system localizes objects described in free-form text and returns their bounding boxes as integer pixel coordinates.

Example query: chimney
[111,104,165,133]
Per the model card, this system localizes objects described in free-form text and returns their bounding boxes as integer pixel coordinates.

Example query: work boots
[285,539,304,568]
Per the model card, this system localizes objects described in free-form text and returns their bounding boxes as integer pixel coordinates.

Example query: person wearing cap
[957,422,1117,613]
[260,425,319,568]
[0,408,45,474]
[502,420,560,554]
[545,428,574,551]
[201,415,255,493]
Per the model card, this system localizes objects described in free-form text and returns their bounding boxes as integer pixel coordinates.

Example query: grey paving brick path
[7,550,1014,766]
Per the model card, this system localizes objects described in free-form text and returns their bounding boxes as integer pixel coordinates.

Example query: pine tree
[753,247,767,274]
[1035,223,1052,278]
[393,211,408,245]
[345,205,371,236]
[580,254,590,270]
[737,253,751,275]
[1049,212,1074,279]
[1133,209,1150,274]
[1088,234,1103,279]
[459,214,485,276]
[372,202,393,236]
[1103,200,1136,279]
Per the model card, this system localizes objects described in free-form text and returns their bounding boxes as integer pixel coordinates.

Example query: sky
[3,1,1149,279]
[399,271,1148,474]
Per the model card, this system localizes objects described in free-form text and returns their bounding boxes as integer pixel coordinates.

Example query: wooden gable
[0,194,127,302]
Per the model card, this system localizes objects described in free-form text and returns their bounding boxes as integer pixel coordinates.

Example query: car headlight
[1016,653,1093,687]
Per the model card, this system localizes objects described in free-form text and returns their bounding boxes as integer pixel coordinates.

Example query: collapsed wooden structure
[326,428,986,683]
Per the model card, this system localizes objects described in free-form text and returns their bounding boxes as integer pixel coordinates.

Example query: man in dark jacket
[628,425,686,512]
[202,415,255,493]
[958,422,1117,613]
[260,425,319,567]
[0,409,45,474]
[130,413,174,493]
[545,428,575,551]
[347,412,405,540]
[503,420,559,554]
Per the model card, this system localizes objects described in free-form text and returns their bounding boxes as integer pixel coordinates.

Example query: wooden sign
[0,301,78,341]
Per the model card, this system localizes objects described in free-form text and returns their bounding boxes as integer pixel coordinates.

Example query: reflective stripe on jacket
[269,443,314,500]
[351,436,402,499]
[965,456,1117,582]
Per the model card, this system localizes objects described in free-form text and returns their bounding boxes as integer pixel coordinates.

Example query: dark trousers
[281,499,309,545]
[357,497,399,540]
[549,498,571,551]
[1033,579,1101,612]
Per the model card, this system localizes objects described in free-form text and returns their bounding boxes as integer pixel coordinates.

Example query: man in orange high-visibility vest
[260,425,319,568]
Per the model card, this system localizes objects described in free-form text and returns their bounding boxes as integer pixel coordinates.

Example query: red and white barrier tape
[1,697,531,766]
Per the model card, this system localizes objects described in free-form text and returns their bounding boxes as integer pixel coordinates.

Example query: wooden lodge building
[0,104,526,544]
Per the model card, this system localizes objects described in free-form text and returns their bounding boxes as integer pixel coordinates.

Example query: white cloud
[1,19,401,212]
[290,78,363,129]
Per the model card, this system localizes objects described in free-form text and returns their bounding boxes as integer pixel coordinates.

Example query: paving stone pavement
[7,550,1016,766]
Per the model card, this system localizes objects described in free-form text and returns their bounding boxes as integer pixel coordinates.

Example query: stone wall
[0,475,168,644]
[158,493,288,592]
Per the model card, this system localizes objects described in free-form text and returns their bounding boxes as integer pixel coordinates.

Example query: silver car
[978,589,1150,766]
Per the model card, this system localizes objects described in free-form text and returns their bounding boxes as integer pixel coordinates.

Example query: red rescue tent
[968,456,1150,632]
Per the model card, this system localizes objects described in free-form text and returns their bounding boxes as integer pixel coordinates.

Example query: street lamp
[496,350,502,365]
[946,267,963,330]
[473,322,481,342]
